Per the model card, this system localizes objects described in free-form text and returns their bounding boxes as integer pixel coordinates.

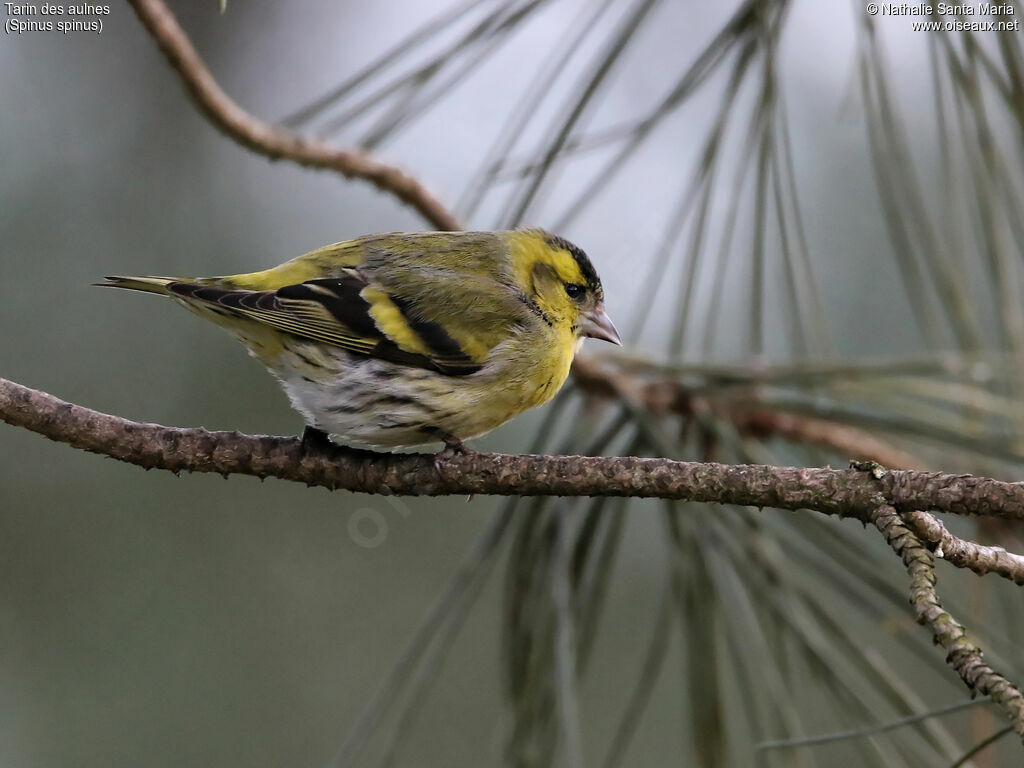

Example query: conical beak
[581,307,621,345]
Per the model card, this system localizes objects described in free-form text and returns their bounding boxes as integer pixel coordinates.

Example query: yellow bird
[98,229,620,453]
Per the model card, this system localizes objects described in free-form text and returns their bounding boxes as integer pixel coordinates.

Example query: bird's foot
[434,435,472,472]
[849,458,887,480]
[301,426,336,455]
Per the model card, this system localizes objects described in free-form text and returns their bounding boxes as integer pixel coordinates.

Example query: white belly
[249,335,564,450]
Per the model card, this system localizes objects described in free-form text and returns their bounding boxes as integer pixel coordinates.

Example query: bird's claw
[434,436,471,472]
[850,459,887,480]
[301,426,335,455]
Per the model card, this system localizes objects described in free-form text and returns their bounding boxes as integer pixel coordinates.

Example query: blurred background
[3,1,1024,765]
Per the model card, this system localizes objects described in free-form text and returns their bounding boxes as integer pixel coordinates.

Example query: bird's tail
[93,276,178,295]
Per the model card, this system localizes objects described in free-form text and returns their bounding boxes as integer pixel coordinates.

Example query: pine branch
[3,375,1024,518]
[872,504,1024,737]
[126,0,462,231]
[8,374,1024,737]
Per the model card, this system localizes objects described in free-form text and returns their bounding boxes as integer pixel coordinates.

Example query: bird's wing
[166,266,534,376]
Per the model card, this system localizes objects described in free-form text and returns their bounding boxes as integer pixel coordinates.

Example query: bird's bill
[581,307,621,345]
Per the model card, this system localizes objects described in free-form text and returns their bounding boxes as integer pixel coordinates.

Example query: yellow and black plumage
[98,229,619,451]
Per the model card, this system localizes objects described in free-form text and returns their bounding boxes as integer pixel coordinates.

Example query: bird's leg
[441,435,470,456]
[433,433,472,471]
[301,426,335,454]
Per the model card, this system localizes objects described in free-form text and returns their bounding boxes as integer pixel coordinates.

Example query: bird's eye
[565,283,586,301]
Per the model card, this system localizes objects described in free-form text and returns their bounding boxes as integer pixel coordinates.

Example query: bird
[97,229,620,454]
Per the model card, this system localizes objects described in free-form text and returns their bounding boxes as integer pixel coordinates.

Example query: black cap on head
[543,233,602,296]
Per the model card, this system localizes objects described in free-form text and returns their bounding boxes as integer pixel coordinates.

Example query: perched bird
[98,229,619,453]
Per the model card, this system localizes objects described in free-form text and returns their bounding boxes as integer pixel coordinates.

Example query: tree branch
[872,504,1024,737]
[10,373,1024,739]
[902,510,1024,585]
[5,376,1024,521]
[126,0,462,232]
[571,356,932,470]
[731,409,931,471]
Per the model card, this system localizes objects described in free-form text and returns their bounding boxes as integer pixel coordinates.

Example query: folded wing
[166,268,515,376]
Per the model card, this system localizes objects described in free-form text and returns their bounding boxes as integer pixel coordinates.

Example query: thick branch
[5,377,1024,521]
[126,0,462,231]
[872,504,1024,738]
[10,376,1024,736]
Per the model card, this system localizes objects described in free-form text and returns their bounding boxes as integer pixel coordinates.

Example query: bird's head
[507,229,620,346]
